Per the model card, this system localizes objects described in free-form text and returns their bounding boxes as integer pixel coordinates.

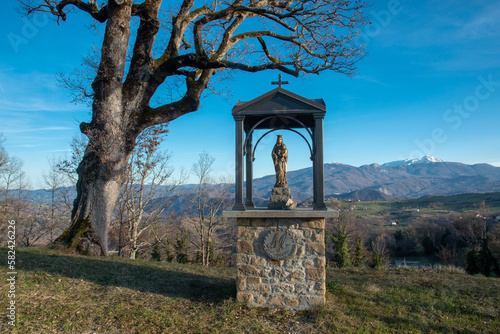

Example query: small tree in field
[352,236,366,267]
[18,0,369,255]
[330,209,352,268]
[174,231,189,263]
[371,234,390,269]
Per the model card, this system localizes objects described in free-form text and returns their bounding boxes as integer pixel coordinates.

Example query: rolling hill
[28,157,500,204]
[252,156,500,201]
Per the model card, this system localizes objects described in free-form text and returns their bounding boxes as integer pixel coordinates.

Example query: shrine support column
[245,131,255,208]
[313,114,327,210]
[233,116,245,210]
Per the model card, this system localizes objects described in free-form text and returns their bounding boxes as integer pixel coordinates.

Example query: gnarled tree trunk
[55,140,131,255]
[55,0,135,255]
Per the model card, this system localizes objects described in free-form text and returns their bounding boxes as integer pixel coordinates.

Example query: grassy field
[1,247,499,333]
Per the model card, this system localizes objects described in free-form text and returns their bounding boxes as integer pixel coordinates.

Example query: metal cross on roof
[271,74,289,88]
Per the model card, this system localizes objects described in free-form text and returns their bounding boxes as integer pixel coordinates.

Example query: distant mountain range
[252,156,500,202]
[28,156,500,204]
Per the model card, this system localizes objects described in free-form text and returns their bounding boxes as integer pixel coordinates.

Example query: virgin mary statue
[272,135,288,187]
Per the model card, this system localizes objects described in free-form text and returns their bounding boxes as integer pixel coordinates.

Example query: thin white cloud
[370,2,500,73]
[355,75,391,87]
[0,98,84,112]
[0,68,87,112]
[455,3,500,40]
[381,2,500,48]
[0,126,73,133]
[47,149,72,153]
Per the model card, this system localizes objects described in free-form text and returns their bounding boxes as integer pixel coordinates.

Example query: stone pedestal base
[223,208,338,310]
[223,209,337,310]
[268,186,296,210]
[237,217,325,310]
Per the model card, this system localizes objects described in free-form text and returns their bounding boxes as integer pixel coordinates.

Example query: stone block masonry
[235,217,326,310]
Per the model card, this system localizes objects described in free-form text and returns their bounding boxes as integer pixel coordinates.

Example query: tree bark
[55,0,135,255]
[55,140,131,255]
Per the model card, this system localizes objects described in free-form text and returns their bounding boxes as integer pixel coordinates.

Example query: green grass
[1,247,499,333]
[321,268,499,333]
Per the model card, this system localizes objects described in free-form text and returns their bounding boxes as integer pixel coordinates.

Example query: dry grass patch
[1,248,498,333]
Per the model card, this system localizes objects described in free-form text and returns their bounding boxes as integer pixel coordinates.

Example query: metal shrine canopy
[231,80,328,211]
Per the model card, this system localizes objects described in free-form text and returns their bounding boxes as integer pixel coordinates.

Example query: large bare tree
[18,0,369,255]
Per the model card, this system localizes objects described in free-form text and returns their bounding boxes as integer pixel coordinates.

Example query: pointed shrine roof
[232,87,326,116]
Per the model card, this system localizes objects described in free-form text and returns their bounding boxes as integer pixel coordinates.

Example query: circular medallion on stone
[263,229,295,261]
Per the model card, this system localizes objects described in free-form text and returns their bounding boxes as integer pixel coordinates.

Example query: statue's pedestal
[223,209,338,310]
[268,185,296,210]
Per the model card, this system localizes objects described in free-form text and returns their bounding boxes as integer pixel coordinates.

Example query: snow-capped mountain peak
[421,156,443,163]
[381,156,443,168]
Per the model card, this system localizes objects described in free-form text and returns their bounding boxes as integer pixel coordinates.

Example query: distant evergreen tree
[466,250,481,275]
[352,237,366,267]
[151,241,161,261]
[209,241,215,265]
[422,235,436,256]
[393,228,418,257]
[174,232,189,263]
[331,223,351,267]
[164,241,175,262]
[478,237,500,277]
[371,251,385,269]
[194,241,217,265]
[193,251,201,264]
[466,230,500,277]
[394,230,404,242]
[330,209,353,268]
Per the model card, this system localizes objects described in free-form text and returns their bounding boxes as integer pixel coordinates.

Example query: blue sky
[1,0,500,186]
